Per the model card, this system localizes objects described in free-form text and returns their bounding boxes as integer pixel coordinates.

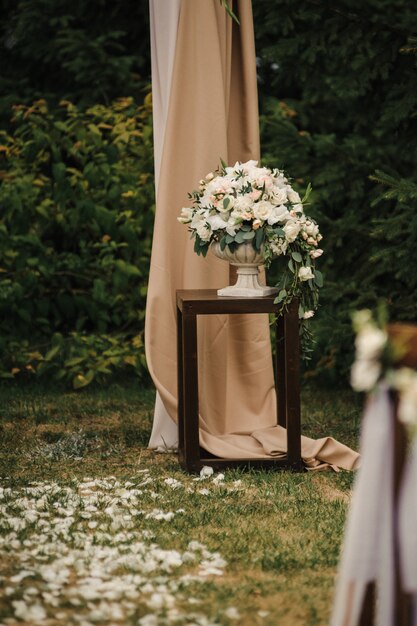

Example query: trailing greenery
[253,0,417,384]
[0,96,154,387]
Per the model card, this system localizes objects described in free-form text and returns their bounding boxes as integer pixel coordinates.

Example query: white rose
[268,204,290,225]
[253,200,273,222]
[298,266,314,281]
[271,187,288,204]
[355,326,387,360]
[283,219,301,242]
[351,359,381,392]
[195,221,211,241]
[287,188,301,204]
[177,207,193,224]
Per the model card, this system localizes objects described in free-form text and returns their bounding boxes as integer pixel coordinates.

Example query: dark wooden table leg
[177,305,185,467]
[182,310,201,472]
[359,582,376,625]
[275,314,286,428]
[284,299,302,468]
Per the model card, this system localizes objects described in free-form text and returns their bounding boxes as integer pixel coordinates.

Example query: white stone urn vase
[211,241,278,297]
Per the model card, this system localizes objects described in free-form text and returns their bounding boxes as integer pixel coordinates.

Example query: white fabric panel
[149,0,181,189]
[148,0,181,449]
[331,385,394,626]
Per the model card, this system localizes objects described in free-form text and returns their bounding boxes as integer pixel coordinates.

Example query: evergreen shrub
[253,0,417,384]
[0,95,154,387]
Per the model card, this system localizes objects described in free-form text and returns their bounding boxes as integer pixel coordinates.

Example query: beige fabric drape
[146,0,359,471]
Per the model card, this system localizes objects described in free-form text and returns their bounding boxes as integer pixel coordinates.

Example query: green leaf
[235,231,245,244]
[223,197,230,209]
[291,251,302,262]
[288,259,295,273]
[242,230,255,240]
[255,228,264,251]
[276,289,287,303]
[314,270,324,287]
[44,345,61,362]
[301,183,312,203]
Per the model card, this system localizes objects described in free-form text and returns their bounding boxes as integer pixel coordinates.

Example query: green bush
[0,95,154,387]
[253,0,417,384]
[0,0,151,125]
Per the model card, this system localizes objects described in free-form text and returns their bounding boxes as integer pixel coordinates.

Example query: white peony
[206,214,229,231]
[283,219,301,242]
[298,266,314,281]
[232,196,251,213]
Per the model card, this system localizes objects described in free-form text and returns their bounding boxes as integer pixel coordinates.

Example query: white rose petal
[200,466,214,478]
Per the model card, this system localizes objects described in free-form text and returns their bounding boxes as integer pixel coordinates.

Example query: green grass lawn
[0,381,361,626]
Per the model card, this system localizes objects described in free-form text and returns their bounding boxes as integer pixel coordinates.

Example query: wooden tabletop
[176,289,280,315]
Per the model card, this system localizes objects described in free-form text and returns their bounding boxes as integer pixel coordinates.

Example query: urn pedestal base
[211,241,278,298]
[217,266,278,297]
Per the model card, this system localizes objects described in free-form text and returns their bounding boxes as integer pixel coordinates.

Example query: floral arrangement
[178,159,324,353]
[351,309,417,434]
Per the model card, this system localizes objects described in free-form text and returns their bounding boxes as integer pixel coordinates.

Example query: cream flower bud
[298,266,314,281]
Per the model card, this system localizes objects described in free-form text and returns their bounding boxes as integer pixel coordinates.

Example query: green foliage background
[0,0,416,387]
[254,0,417,383]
